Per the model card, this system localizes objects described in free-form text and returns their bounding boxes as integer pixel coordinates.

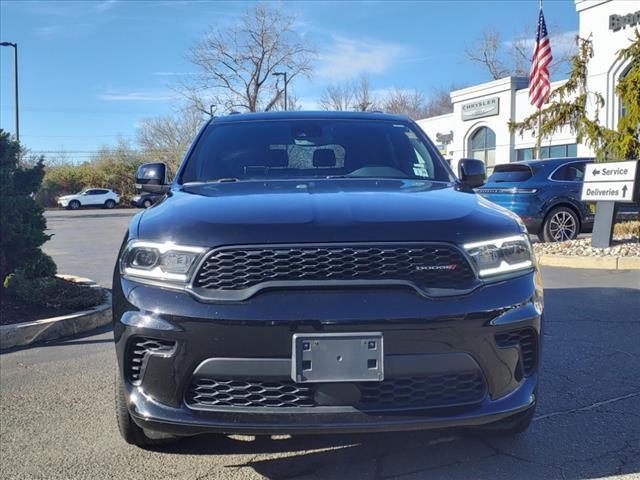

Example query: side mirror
[136,162,169,193]
[458,158,486,189]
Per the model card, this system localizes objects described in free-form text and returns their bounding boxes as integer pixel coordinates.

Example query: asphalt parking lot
[1,209,639,479]
[42,208,137,287]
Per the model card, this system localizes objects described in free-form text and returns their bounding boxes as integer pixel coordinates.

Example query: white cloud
[98,89,176,102]
[316,35,409,81]
[95,0,118,13]
[510,30,578,58]
[294,96,321,111]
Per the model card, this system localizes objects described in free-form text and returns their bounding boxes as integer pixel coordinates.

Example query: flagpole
[536,0,543,159]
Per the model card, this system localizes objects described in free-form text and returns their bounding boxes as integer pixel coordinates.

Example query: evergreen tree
[510,32,640,161]
[0,130,56,282]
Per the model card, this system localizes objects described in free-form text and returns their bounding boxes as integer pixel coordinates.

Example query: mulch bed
[0,294,78,326]
[533,235,640,258]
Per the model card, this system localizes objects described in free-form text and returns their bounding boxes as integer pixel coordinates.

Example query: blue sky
[0,0,579,161]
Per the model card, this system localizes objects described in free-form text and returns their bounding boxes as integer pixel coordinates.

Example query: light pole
[272,71,288,110]
[1,41,19,142]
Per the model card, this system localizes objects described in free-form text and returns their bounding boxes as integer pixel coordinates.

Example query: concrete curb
[0,276,111,351]
[537,254,640,270]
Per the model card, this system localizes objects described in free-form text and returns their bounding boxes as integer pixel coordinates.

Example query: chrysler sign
[462,97,499,121]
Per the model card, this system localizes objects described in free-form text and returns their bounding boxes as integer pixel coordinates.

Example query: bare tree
[382,88,428,119]
[181,4,314,114]
[351,75,378,111]
[465,25,574,80]
[319,83,354,111]
[464,28,512,80]
[137,108,205,172]
[422,83,468,117]
[319,75,379,112]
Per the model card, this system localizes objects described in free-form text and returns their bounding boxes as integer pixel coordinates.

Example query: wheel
[471,405,536,436]
[142,199,152,209]
[68,200,81,210]
[104,199,116,209]
[115,370,178,448]
[541,207,580,242]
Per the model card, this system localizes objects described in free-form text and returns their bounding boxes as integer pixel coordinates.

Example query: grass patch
[614,220,640,237]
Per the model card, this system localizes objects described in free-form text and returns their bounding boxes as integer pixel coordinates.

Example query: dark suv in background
[478,158,594,242]
[113,112,543,448]
[478,157,638,242]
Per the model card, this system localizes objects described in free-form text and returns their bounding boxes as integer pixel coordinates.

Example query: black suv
[113,112,543,447]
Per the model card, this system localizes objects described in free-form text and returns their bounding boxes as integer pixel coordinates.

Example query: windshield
[180,119,454,183]
[486,164,534,183]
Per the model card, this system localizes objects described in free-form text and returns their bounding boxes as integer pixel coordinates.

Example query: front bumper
[128,376,536,436]
[113,270,543,436]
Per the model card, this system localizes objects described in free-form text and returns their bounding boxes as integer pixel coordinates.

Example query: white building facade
[417,0,639,174]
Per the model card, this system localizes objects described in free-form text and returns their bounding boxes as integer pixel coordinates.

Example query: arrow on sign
[593,168,601,176]
[622,185,628,197]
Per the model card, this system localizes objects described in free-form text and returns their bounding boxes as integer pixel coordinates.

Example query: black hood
[135,179,521,247]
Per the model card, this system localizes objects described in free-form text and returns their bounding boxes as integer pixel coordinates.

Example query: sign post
[581,160,639,248]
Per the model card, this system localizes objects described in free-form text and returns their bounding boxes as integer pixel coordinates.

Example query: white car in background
[57,188,120,210]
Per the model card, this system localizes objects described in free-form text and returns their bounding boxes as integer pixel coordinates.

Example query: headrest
[313,149,337,167]
[268,149,289,167]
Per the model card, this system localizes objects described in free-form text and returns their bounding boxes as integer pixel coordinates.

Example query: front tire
[104,199,116,209]
[541,207,580,242]
[142,199,152,209]
[115,371,177,448]
[67,200,80,210]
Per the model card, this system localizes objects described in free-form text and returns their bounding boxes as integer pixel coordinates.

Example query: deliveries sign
[581,160,639,203]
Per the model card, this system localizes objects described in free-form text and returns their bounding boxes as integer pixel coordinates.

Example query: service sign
[581,160,639,203]
[583,160,638,182]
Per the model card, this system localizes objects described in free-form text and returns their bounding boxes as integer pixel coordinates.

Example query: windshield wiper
[183,178,240,186]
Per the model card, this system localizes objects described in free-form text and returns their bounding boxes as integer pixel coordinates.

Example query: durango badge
[415,264,458,271]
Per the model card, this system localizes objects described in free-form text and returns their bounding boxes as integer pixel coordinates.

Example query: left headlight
[120,240,206,286]
[463,234,534,278]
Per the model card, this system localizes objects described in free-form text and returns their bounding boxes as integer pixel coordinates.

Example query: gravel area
[534,235,640,257]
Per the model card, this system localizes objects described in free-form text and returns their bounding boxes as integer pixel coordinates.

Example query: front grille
[495,328,538,375]
[187,379,315,408]
[359,372,486,408]
[186,372,486,410]
[193,244,476,294]
[126,337,176,384]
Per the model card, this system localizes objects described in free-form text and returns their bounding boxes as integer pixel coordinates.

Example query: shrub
[4,269,104,310]
[614,220,640,238]
[36,141,149,207]
[0,130,56,281]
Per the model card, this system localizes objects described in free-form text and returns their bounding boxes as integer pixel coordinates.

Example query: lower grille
[187,379,315,408]
[495,328,538,375]
[359,372,486,408]
[186,372,486,410]
[126,337,176,384]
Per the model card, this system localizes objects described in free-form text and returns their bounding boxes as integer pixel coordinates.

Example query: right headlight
[120,240,206,287]
[463,234,534,278]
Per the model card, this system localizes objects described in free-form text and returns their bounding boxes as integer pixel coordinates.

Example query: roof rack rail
[229,111,242,115]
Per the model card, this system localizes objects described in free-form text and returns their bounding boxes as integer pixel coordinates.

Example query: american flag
[529,8,553,109]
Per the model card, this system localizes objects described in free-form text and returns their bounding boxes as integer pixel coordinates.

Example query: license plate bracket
[291,333,384,383]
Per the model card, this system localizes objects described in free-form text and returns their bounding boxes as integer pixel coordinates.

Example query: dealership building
[417,0,638,173]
